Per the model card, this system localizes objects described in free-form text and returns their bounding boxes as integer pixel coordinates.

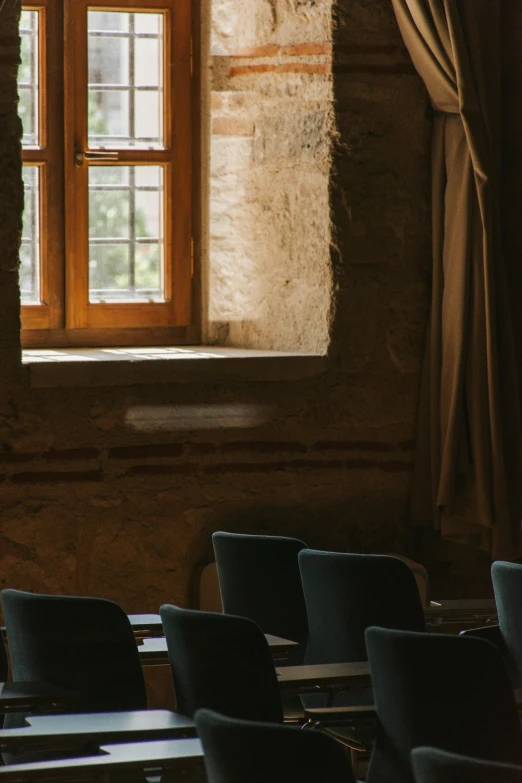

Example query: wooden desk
[0,683,77,714]
[0,737,204,781]
[139,633,299,665]
[275,662,371,694]
[128,614,164,638]
[0,709,196,752]
[424,599,497,626]
[425,599,497,615]
[265,634,299,657]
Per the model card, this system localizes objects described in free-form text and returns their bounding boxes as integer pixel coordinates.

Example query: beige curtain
[392,0,522,559]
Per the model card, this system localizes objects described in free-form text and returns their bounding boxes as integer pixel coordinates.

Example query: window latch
[75,149,120,166]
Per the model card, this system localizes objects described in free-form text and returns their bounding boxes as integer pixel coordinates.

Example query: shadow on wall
[184,495,410,599]
[328,0,432,373]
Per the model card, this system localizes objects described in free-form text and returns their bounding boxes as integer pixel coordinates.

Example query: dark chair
[411,747,522,783]
[1,589,147,713]
[459,623,519,684]
[0,631,8,685]
[492,560,522,682]
[212,532,308,665]
[159,604,283,722]
[365,628,522,783]
[195,708,354,783]
[298,550,425,715]
[299,551,426,666]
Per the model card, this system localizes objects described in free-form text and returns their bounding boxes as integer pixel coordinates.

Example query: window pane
[135,14,160,34]
[88,165,164,302]
[87,11,164,149]
[88,11,129,32]
[20,166,41,303]
[89,90,130,140]
[18,10,39,147]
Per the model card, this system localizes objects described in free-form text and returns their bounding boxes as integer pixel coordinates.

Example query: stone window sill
[22,347,327,388]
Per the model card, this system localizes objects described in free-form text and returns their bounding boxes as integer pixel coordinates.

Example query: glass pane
[88,165,164,302]
[88,11,129,31]
[18,10,39,147]
[135,38,159,85]
[90,36,129,85]
[135,92,161,141]
[135,15,160,34]
[87,11,164,149]
[89,90,130,140]
[20,166,41,303]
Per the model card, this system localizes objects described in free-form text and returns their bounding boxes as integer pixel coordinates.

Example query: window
[19,0,197,347]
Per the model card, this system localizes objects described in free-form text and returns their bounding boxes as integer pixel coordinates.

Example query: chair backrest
[411,747,522,783]
[299,551,425,664]
[459,623,519,682]
[195,708,353,783]
[388,554,430,606]
[492,560,522,680]
[159,604,283,723]
[1,589,146,712]
[365,628,522,783]
[0,632,8,684]
[212,532,309,657]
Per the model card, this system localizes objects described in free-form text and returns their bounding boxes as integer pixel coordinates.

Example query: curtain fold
[392,0,522,559]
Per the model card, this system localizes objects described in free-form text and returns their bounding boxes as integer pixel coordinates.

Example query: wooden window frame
[21,0,200,348]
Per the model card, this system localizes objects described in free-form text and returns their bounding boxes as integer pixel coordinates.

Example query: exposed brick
[342,459,412,472]
[212,117,255,137]
[314,440,381,452]
[44,448,100,461]
[332,63,416,75]
[313,440,414,453]
[333,44,401,55]
[219,441,308,454]
[289,459,346,470]
[128,464,198,477]
[0,452,35,464]
[230,63,331,78]
[341,459,373,470]
[205,462,287,474]
[229,45,280,58]
[376,460,414,473]
[398,440,416,452]
[108,444,184,460]
[280,44,332,56]
[189,443,218,455]
[12,471,103,484]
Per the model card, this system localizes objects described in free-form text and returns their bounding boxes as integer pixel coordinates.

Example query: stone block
[253,109,331,162]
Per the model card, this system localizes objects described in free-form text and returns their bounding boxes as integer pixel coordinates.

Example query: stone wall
[205,0,334,351]
[0,0,486,618]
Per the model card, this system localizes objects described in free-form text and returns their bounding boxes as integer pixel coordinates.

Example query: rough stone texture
[206,0,334,351]
[0,0,492,645]
[207,105,333,349]
[211,0,331,52]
